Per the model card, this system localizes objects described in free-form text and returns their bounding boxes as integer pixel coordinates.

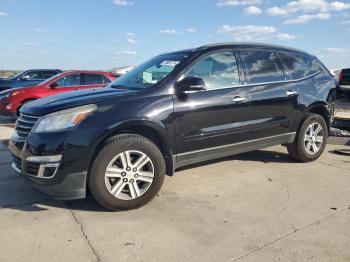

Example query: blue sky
[0,0,349,70]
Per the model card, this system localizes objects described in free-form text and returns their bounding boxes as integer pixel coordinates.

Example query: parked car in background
[8,43,336,211]
[0,69,62,92]
[109,65,136,77]
[339,68,350,95]
[0,70,116,116]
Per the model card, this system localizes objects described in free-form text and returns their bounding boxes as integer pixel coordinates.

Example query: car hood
[21,87,137,116]
[0,85,36,96]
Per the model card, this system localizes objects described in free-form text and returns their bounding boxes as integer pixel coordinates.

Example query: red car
[0,71,116,116]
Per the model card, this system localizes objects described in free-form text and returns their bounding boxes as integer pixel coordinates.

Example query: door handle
[232,96,246,103]
[286,90,298,96]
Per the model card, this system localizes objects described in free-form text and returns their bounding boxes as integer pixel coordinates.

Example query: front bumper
[0,99,16,116]
[8,131,89,200]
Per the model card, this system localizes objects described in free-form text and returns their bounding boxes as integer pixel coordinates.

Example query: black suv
[9,43,336,210]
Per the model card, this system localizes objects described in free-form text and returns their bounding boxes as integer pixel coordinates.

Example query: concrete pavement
[0,124,350,262]
[1,66,350,262]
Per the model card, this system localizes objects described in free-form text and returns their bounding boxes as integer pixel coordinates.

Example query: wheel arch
[90,120,175,177]
[17,98,38,116]
[303,102,332,132]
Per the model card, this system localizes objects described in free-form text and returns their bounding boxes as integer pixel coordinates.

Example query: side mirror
[49,82,59,88]
[175,76,206,93]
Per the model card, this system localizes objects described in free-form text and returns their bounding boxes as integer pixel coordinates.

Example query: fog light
[43,166,57,178]
[6,103,12,110]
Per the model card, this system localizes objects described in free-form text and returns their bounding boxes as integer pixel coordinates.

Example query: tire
[89,134,166,211]
[287,113,328,162]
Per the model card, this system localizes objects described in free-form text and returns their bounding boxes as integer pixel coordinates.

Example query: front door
[173,50,252,166]
[50,73,82,94]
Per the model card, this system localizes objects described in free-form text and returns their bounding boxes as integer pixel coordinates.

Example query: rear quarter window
[278,52,321,80]
[239,51,285,84]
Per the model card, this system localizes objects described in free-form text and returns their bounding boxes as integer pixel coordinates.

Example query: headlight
[32,104,97,133]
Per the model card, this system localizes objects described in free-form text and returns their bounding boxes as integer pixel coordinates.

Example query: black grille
[15,113,40,140]
[12,154,22,170]
[27,162,40,176]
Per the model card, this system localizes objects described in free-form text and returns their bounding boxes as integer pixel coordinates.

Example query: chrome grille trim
[15,113,39,140]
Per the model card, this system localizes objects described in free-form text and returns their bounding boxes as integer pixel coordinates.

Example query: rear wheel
[89,134,165,211]
[287,113,328,162]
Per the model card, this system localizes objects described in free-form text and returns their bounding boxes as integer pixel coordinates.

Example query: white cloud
[34,27,45,32]
[322,47,349,53]
[284,13,331,24]
[218,25,295,41]
[0,11,9,16]
[216,0,261,7]
[127,38,138,44]
[218,25,276,40]
[23,42,38,46]
[276,33,296,40]
[267,0,350,16]
[160,29,182,34]
[126,32,135,36]
[244,6,262,15]
[113,0,133,6]
[115,51,137,56]
[185,27,197,33]
[91,44,103,48]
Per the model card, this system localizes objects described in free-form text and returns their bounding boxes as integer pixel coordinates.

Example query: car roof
[161,42,312,57]
[25,69,62,71]
[61,70,109,74]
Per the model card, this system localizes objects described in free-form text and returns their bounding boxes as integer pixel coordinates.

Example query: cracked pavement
[0,122,350,262]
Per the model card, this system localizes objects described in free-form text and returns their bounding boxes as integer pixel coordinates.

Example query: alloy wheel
[304,122,324,155]
[104,150,154,200]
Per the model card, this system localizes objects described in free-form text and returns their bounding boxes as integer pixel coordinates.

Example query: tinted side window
[42,71,59,79]
[83,74,103,85]
[20,71,43,80]
[103,75,112,84]
[184,50,240,90]
[278,52,320,79]
[56,74,80,87]
[239,51,285,84]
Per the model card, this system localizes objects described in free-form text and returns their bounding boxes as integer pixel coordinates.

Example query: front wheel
[287,113,328,162]
[89,134,166,211]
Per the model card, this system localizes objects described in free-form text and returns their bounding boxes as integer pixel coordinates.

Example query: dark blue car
[0,69,62,92]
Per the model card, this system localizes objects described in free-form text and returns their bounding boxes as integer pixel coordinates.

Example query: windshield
[9,71,25,79]
[109,52,191,90]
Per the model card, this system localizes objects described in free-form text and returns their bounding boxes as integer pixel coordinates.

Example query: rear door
[80,73,106,90]
[238,50,299,140]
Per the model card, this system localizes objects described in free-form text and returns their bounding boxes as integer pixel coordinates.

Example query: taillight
[339,72,343,82]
